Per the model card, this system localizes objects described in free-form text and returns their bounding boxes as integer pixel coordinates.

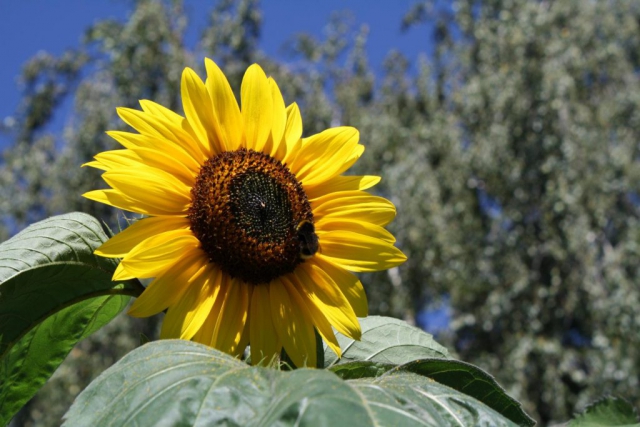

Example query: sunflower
[84,58,406,367]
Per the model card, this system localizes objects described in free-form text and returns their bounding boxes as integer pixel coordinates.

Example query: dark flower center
[188,149,315,284]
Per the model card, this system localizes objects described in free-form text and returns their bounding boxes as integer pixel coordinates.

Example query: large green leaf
[398,359,536,427]
[329,360,396,379]
[0,213,142,425]
[569,396,639,427]
[63,340,519,427]
[324,315,449,367]
[330,360,534,426]
[325,316,533,426]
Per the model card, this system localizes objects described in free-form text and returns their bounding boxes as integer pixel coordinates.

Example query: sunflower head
[188,148,313,285]
[84,58,406,368]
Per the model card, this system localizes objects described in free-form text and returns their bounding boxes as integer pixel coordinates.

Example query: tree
[382,0,640,423]
[3,0,639,424]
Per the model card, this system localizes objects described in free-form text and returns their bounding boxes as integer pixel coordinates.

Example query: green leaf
[569,396,639,427]
[325,316,533,426]
[0,212,142,425]
[329,360,396,379]
[398,359,536,427]
[324,315,449,367]
[63,340,520,427]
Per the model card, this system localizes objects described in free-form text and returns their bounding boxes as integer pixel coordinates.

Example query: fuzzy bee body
[296,220,319,259]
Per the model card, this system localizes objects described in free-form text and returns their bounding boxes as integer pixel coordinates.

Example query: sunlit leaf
[329,360,395,379]
[398,359,535,427]
[324,315,449,367]
[569,396,639,427]
[63,340,519,427]
[324,316,533,426]
[0,213,141,425]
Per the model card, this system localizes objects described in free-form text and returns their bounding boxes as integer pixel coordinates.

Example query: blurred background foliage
[3,0,640,425]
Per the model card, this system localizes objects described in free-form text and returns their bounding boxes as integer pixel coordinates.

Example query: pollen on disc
[188,149,314,285]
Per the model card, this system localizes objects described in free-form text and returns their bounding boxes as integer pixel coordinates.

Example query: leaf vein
[414,387,465,427]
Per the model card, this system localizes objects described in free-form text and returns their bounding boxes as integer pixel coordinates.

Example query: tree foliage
[2,0,639,425]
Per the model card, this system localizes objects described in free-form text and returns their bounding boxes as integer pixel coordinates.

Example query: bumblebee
[296,220,319,259]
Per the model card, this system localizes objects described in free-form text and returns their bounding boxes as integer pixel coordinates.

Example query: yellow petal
[116,107,205,163]
[312,255,368,317]
[281,103,303,166]
[113,261,134,280]
[116,107,166,138]
[192,275,229,346]
[318,230,407,273]
[212,278,250,355]
[250,285,281,366]
[82,189,182,216]
[106,131,202,173]
[304,175,380,200]
[241,64,272,151]
[139,99,202,148]
[268,77,287,159]
[205,58,244,151]
[139,99,185,124]
[192,314,216,347]
[270,279,316,368]
[126,146,197,186]
[284,273,342,358]
[82,160,107,170]
[102,167,191,215]
[289,127,362,186]
[118,229,200,279]
[295,262,361,340]
[315,218,396,243]
[96,216,191,258]
[311,191,396,226]
[85,150,139,171]
[181,67,223,156]
[128,249,206,317]
[160,265,222,340]
[234,313,251,358]
[93,148,196,186]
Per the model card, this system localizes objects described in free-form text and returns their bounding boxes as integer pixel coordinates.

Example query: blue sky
[0,1,430,149]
